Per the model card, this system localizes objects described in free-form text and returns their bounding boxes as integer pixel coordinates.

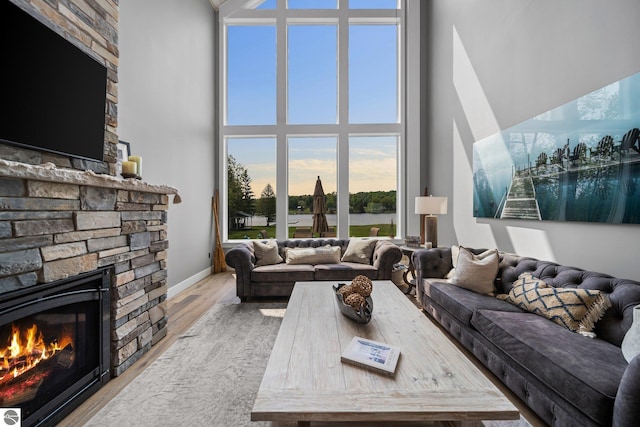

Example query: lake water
[248,212,396,227]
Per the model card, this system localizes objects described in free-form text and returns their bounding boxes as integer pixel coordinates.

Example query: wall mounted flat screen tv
[0,0,108,162]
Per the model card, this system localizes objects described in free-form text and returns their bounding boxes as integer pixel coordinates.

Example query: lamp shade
[415,196,448,215]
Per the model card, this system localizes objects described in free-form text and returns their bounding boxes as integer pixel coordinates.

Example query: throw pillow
[445,245,460,279]
[285,245,341,265]
[446,246,496,280]
[449,247,499,295]
[253,240,283,266]
[341,239,377,265]
[501,272,611,336]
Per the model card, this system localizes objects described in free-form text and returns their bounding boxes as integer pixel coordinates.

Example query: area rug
[85,302,532,427]
[85,302,286,427]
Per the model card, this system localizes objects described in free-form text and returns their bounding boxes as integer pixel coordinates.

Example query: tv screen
[0,0,108,162]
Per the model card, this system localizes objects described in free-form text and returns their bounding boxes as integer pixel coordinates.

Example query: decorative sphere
[337,284,355,298]
[351,275,373,297]
[344,293,366,309]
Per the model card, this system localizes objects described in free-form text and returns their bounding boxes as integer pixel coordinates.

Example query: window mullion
[336,3,350,239]
[276,6,288,241]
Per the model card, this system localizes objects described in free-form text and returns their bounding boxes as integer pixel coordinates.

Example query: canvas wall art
[473,72,640,224]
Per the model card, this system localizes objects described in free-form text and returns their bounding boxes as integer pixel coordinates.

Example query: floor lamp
[415,196,448,248]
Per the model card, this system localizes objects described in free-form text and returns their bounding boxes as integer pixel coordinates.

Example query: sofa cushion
[423,280,524,326]
[446,246,497,279]
[341,239,377,264]
[449,247,499,295]
[251,263,315,283]
[471,309,627,426]
[284,246,341,265]
[314,262,377,281]
[500,273,611,336]
[253,240,283,266]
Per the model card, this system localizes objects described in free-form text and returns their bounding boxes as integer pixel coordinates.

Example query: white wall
[423,0,640,280]
[118,0,217,290]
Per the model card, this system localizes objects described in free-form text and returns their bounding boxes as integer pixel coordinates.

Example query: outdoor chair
[293,227,312,238]
[569,142,587,165]
[322,227,336,237]
[589,135,614,160]
[617,128,640,156]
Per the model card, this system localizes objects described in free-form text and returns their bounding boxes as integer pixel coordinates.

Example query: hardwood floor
[57,271,238,427]
[59,272,544,427]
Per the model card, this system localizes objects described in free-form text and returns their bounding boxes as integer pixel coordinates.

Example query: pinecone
[344,293,366,310]
[351,275,373,297]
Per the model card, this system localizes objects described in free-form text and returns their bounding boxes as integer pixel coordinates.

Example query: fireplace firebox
[0,268,110,427]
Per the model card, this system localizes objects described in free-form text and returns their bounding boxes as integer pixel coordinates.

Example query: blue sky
[226,3,399,196]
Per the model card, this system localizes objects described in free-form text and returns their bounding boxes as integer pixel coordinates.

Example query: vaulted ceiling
[208,0,226,10]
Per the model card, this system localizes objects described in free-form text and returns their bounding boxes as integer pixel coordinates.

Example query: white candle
[122,161,136,175]
[128,156,142,177]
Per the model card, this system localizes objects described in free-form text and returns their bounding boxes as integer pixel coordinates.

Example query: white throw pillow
[446,245,496,279]
[253,240,283,266]
[341,239,377,265]
[285,245,341,265]
[445,245,460,279]
[449,246,499,295]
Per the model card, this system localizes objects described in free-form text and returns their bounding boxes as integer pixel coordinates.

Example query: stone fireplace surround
[0,159,180,376]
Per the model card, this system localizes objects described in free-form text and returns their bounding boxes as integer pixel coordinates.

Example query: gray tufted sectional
[412,246,640,427]
[225,239,402,301]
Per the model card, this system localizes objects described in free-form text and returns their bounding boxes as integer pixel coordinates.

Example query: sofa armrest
[412,247,453,279]
[224,243,255,299]
[614,354,640,427]
[411,247,452,305]
[371,241,402,280]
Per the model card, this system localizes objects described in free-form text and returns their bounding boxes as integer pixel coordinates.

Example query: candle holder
[121,173,141,179]
[121,159,141,179]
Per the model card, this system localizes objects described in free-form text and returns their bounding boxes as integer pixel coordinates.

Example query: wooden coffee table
[251,281,519,426]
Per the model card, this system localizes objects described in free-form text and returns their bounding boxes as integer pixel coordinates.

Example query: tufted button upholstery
[497,255,640,347]
[412,246,640,427]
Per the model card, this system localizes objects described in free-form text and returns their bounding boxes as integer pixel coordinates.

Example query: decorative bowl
[333,283,373,324]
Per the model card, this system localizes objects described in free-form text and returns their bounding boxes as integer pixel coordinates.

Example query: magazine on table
[340,336,400,376]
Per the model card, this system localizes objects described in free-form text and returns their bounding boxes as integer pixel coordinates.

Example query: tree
[227,155,255,229]
[238,169,255,215]
[227,155,243,217]
[256,183,276,226]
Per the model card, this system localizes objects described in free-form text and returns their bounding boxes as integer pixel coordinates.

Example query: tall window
[222,0,404,241]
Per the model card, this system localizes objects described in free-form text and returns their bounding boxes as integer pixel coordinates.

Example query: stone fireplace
[0,160,180,425]
[0,0,180,423]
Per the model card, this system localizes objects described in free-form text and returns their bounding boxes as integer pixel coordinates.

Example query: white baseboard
[167,267,212,299]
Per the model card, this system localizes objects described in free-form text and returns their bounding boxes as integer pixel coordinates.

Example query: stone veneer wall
[0,0,119,174]
[0,162,179,375]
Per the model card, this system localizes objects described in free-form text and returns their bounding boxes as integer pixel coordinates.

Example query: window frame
[219,0,407,242]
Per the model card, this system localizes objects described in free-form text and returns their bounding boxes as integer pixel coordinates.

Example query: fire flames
[0,323,73,384]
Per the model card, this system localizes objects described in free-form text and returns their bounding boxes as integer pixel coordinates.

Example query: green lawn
[228,223,396,240]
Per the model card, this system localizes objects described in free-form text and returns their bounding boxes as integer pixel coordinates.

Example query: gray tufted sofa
[225,238,402,301]
[412,247,640,427]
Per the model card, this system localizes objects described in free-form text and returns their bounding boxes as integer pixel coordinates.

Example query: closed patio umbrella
[312,176,329,237]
